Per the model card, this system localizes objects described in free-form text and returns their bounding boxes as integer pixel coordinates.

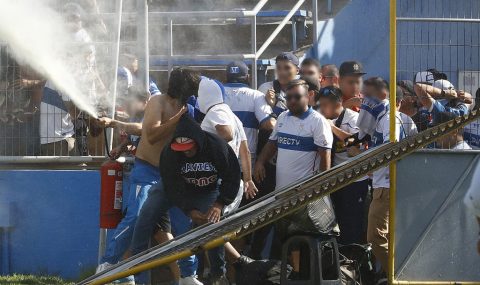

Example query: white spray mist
[0,0,99,118]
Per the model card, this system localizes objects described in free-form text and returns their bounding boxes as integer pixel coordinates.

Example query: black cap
[339,61,366,76]
[226,61,249,82]
[300,75,320,93]
[275,52,299,66]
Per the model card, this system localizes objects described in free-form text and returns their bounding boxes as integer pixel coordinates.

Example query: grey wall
[395,151,480,281]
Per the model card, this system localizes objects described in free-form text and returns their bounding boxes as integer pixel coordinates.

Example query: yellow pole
[388,0,397,283]
[87,233,237,285]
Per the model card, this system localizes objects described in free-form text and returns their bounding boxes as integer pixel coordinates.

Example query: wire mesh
[396,0,480,150]
[0,0,147,157]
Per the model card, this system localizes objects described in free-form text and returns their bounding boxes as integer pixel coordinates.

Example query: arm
[318,148,332,172]
[215,125,234,142]
[97,117,142,136]
[142,96,186,145]
[415,83,457,99]
[239,140,258,199]
[260,117,276,131]
[330,123,353,141]
[253,140,278,182]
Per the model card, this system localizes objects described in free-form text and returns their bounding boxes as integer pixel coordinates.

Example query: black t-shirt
[180,159,219,192]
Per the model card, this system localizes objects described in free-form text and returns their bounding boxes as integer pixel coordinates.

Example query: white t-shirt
[332,108,360,166]
[452,141,472,150]
[270,107,333,190]
[258,81,287,115]
[40,81,75,144]
[200,103,247,158]
[224,83,273,158]
[371,112,418,189]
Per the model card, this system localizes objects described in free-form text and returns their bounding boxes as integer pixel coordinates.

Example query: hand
[109,145,125,159]
[190,209,208,225]
[266,88,276,107]
[97,117,115,128]
[206,202,224,223]
[328,119,335,127]
[343,97,362,109]
[347,146,362,157]
[244,180,258,200]
[253,162,266,182]
[458,90,473,104]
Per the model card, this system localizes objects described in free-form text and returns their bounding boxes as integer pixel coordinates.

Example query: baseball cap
[275,52,299,66]
[432,79,455,91]
[226,61,249,80]
[339,61,366,76]
[414,71,435,85]
[171,137,196,152]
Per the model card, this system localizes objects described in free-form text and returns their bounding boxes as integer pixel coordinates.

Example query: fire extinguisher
[100,159,124,228]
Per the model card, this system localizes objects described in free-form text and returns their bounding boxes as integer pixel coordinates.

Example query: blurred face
[362,85,386,101]
[182,144,198,158]
[339,75,362,98]
[300,64,321,82]
[276,60,299,85]
[126,98,147,117]
[286,85,309,115]
[318,97,341,120]
[130,59,139,74]
[66,14,82,32]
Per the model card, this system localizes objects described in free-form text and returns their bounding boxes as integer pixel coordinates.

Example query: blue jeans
[131,186,226,277]
[101,159,159,264]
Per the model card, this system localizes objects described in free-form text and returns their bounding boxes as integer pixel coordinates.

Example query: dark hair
[321,64,339,77]
[318,86,342,103]
[286,79,309,92]
[301,58,321,72]
[364,77,389,92]
[300,75,320,92]
[120,53,137,66]
[127,86,150,102]
[167,68,201,104]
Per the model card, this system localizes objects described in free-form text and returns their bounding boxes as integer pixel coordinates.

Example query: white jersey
[332,108,360,166]
[224,83,273,158]
[270,107,333,190]
[40,81,75,144]
[464,119,480,149]
[371,112,418,189]
[201,103,247,158]
[258,81,287,115]
[452,141,472,150]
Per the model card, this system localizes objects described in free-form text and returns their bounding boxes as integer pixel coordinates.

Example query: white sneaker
[96,262,114,274]
[179,275,204,285]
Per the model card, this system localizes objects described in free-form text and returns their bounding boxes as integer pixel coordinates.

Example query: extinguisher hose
[104,127,112,159]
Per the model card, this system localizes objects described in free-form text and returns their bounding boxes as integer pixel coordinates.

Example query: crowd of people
[1,2,479,285]
[90,48,478,285]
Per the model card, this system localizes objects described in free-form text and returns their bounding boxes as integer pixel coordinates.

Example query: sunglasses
[285,93,304,102]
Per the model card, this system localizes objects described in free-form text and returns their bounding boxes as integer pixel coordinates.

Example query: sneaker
[179,275,204,285]
[112,275,135,285]
[209,275,229,285]
[96,262,114,274]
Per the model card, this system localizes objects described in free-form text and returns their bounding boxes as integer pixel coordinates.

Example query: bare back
[135,94,183,167]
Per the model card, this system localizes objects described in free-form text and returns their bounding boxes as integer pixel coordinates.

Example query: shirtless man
[97,68,202,285]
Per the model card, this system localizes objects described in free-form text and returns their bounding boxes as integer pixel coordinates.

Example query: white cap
[414,71,435,85]
[432,79,455,91]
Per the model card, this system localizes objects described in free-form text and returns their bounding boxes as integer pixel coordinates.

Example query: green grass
[0,274,74,285]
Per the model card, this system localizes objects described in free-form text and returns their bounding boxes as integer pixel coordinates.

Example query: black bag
[235,259,292,285]
[338,243,375,285]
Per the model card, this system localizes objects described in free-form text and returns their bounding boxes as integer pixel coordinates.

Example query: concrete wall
[0,170,100,280]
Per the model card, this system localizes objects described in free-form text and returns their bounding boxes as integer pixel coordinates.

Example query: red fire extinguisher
[100,159,124,228]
